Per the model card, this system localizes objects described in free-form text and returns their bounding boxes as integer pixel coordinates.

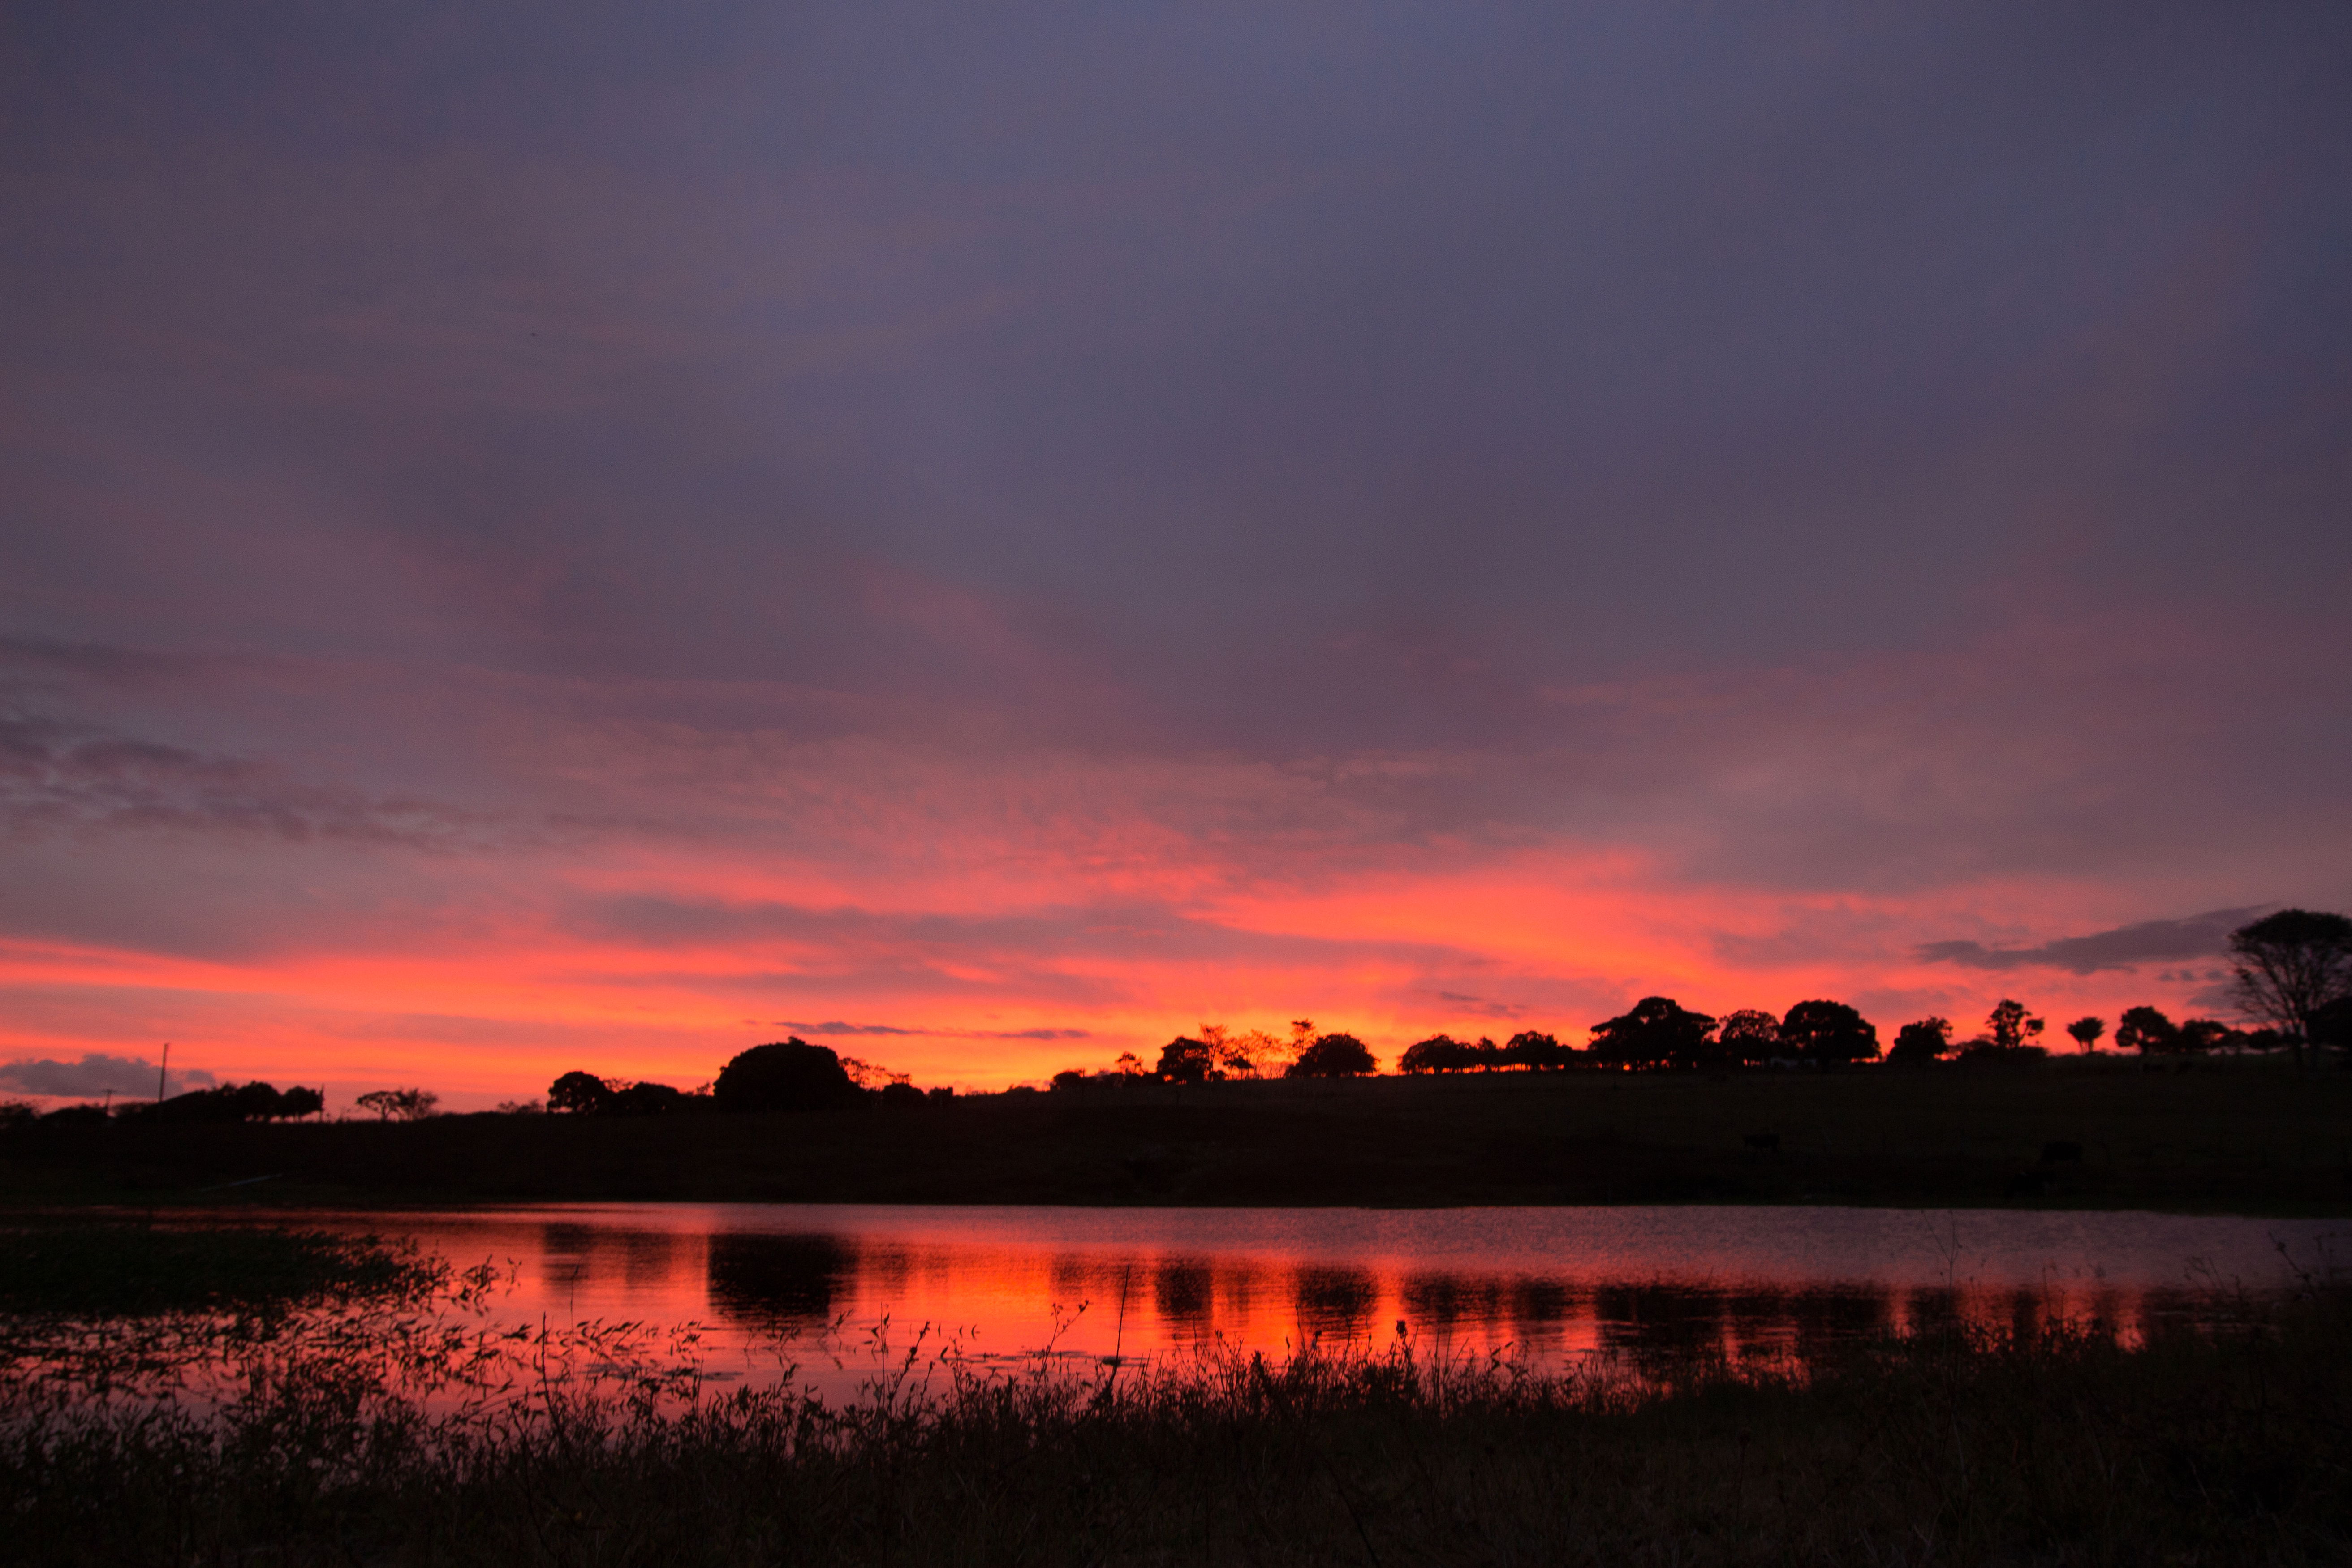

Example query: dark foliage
[2116,1005,2183,1055]
[1778,1000,1879,1067]
[1588,997,1716,1069]
[2230,908,2352,1071]
[121,1081,324,1124]
[1714,1010,1779,1067]
[711,1040,860,1113]
[1984,999,2045,1054]
[1397,1034,1473,1074]
[548,1071,612,1113]
[605,1081,694,1115]
[1284,1033,1375,1078]
[1886,1017,1951,1065]
[1154,1037,1216,1084]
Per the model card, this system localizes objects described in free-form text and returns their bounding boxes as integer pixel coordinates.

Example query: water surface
[293,1203,2343,1397]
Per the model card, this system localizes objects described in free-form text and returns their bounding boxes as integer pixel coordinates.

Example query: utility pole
[157,1042,170,1104]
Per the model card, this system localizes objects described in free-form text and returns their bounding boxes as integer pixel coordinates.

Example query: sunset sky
[4,3,2348,1107]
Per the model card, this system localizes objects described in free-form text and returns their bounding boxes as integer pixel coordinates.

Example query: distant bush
[1502,1030,1577,1070]
[604,1081,693,1116]
[1886,1018,1951,1066]
[2115,1006,2183,1055]
[1399,1034,1474,1074]
[1956,1040,2046,1065]
[1153,1036,1215,1083]
[1284,1033,1375,1078]
[712,1040,859,1112]
[1716,1010,1781,1067]
[121,1081,326,1124]
[1779,1000,1879,1067]
[1589,998,1716,1070]
[353,1088,438,1122]
[549,1071,613,1114]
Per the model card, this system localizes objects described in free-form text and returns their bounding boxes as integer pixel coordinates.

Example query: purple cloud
[1914,907,2270,976]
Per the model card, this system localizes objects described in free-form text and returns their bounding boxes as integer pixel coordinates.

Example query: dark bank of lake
[11,1062,2352,1215]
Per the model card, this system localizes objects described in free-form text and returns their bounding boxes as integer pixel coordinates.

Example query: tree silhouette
[1503,1030,1574,1071]
[2228,909,2352,1073]
[1399,1034,1472,1074]
[712,1039,859,1111]
[2064,1016,2105,1053]
[1985,999,2044,1054]
[1715,1010,1780,1067]
[1779,1000,1879,1067]
[354,1087,436,1121]
[1588,998,1716,1070]
[1887,1017,1951,1065]
[548,1071,613,1114]
[1285,1033,1375,1077]
[1154,1036,1216,1083]
[2176,1019,2240,1054]
[604,1081,690,1115]
[2115,1005,2181,1055]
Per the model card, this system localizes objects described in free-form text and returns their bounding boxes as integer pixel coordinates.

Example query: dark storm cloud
[1914,906,2268,975]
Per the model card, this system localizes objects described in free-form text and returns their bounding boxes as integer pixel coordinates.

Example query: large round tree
[1779,1000,1880,1066]
[713,1039,860,1112]
[2228,909,2352,1073]
[1588,997,1717,1069]
[1284,1033,1375,1078]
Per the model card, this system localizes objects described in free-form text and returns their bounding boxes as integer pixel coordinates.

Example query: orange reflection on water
[301,1203,2343,1399]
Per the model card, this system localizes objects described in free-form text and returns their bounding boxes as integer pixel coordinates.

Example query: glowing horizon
[4,5,2348,1109]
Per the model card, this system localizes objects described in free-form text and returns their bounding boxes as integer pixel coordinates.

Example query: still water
[297,1204,2344,1397]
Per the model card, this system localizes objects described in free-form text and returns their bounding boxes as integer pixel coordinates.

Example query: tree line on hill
[8,911,2340,1127]
[538,1039,947,1117]
[2,1080,331,1130]
[1090,909,2352,1081]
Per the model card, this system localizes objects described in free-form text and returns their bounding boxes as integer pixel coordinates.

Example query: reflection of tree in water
[1786,1286,1893,1357]
[1291,1266,1378,1339]
[618,1228,677,1288]
[1509,1277,1572,1328]
[1586,1280,1897,1361]
[1154,1258,1214,1334]
[2001,1285,2045,1344]
[1592,1282,1726,1358]
[706,1232,855,1329]
[538,1223,600,1293]
[1401,1273,1508,1333]
[1904,1286,1965,1340]
[1722,1288,1788,1357]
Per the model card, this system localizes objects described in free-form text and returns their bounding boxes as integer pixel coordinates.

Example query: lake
[295,1203,2347,1399]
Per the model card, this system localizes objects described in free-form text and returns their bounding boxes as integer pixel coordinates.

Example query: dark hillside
[6,1060,2348,1214]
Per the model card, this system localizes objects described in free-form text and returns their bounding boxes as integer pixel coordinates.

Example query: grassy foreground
[2,1231,2347,1567]
[7,1057,2351,1213]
